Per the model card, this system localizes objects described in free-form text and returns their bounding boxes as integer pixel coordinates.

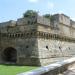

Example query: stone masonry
[0,13,75,66]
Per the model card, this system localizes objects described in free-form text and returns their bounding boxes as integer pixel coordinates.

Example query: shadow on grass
[0,63,39,67]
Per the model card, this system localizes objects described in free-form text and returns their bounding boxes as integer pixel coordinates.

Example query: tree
[43,14,55,21]
[43,14,51,19]
[23,10,38,17]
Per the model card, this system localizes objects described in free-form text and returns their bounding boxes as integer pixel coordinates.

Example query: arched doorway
[2,47,17,63]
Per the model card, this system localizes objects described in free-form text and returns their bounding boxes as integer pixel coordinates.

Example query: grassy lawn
[0,65,37,75]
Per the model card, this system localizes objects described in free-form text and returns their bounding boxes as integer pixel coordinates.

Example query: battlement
[0,14,75,28]
[0,13,75,38]
[17,15,50,26]
[0,20,16,27]
[52,14,70,26]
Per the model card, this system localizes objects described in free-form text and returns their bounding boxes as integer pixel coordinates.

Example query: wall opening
[2,47,17,63]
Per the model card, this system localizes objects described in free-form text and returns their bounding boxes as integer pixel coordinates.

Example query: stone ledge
[17,57,75,75]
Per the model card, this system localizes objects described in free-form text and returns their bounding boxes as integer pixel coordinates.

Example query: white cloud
[28,0,39,3]
[47,2,54,9]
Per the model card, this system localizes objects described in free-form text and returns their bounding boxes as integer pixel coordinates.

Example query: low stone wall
[17,57,75,75]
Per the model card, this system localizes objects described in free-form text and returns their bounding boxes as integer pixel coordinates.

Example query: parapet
[0,13,75,30]
[52,14,70,26]
[17,15,50,26]
[70,20,75,28]
[37,16,50,26]
[0,20,16,27]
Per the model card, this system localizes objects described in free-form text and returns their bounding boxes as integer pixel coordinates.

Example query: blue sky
[0,0,75,22]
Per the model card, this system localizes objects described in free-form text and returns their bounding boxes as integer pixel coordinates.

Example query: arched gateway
[2,47,17,63]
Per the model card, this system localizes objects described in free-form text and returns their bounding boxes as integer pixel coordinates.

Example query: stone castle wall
[37,38,75,66]
[0,31,41,65]
[0,13,75,66]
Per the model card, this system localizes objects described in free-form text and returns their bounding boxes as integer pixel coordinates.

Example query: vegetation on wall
[23,10,38,18]
[43,14,55,21]
[23,10,55,21]
[43,14,51,19]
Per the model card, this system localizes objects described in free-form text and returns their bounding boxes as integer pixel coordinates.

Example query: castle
[0,12,75,66]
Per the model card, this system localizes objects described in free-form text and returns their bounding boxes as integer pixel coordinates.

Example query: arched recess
[2,47,17,63]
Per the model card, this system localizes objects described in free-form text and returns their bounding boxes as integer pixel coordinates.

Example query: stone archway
[2,47,17,63]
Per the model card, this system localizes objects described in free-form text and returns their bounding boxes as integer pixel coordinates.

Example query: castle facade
[0,13,75,66]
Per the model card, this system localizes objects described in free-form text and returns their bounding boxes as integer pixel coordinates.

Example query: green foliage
[23,10,38,17]
[43,14,51,19]
[43,14,55,21]
[0,65,37,75]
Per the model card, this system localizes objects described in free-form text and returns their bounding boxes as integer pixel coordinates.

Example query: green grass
[0,65,37,75]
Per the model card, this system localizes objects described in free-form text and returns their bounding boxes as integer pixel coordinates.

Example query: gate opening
[2,47,17,63]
